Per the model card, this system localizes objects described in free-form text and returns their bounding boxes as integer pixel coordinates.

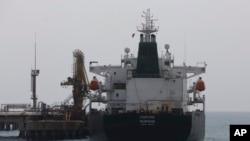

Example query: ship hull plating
[102,112,204,141]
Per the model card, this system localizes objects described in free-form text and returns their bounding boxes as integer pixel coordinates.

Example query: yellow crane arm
[61,49,90,120]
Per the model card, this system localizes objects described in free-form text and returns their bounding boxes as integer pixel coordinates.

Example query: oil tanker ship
[89,9,207,141]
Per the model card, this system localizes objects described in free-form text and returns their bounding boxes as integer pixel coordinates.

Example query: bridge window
[113,83,126,89]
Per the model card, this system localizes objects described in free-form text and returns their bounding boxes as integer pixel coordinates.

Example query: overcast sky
[0,0,250,112]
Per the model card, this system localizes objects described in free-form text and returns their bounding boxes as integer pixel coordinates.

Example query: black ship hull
[101,112,205,141]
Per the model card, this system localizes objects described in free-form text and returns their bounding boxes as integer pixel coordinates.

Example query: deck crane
[61,49,89,120]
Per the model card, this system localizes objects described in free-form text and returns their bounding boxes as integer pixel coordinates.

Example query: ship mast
[137,9,159,42]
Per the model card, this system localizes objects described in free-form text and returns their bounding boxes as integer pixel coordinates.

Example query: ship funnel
[135,9,160,78]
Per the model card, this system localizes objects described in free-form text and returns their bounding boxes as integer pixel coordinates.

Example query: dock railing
[1,103,31,112]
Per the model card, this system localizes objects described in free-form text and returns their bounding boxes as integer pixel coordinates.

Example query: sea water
[205,112,250,141]
[1,112,250,141]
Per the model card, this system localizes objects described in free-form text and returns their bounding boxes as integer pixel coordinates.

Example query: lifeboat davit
[196,77,205,91]
[89,77,99,90]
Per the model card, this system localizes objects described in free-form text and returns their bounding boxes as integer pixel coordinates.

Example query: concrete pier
[0,122,18,131]
[0,111,89,140]
[25,120,89,140]
[0,111,40,132]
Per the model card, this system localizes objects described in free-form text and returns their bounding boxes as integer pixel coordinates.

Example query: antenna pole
[184,32,187,65]
[35,32,36,70]
[31,32,40,111]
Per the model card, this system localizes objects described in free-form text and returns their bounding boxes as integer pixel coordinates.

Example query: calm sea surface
[1,112,250,141]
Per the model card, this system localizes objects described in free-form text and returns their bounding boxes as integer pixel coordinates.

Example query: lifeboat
[196,77,205,91]
[89,77,99,90]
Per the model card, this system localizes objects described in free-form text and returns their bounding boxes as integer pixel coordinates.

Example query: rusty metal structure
[61,49,89,120]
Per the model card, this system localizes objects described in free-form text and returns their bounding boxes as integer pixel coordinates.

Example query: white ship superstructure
[89,9,206,114]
